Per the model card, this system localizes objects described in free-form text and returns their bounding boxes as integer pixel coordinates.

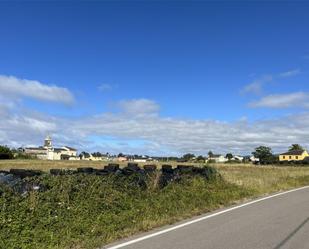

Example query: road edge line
[105,185,309,249]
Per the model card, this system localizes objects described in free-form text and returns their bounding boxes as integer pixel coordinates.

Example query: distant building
[208,154,228,163]
[279,150,309,162]
[232,155,244,161]
[79,152,110,161]
[250,156,259,162]
[117,156,128,162]
[24,136,78,160]
[133,158,147,163]
[81,154,106,161]
[133,156,153,163]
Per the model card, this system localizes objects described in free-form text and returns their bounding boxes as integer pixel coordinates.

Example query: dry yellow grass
[0,159,108,171]
[0,159,197,171]
[214,164,309,194]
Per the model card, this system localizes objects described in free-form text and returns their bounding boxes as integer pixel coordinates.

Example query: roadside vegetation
[215,164,309,195]
[1,167,253,249]
[1,163,309,249]
[2,143,309,249]
[0,145,13,160]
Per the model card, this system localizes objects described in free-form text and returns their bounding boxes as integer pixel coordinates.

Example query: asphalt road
[105,186,309,249]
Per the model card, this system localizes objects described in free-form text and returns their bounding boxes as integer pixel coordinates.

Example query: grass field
[1,160,309,249]
[215,164,309,195]
[1,160,309,195]
[0,159,197,171]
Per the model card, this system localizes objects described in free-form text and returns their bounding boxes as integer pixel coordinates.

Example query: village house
[279,150,309,162]
[81,154,105,161]
[117,156,128,162]
[133,156,154,163]
[24,136,78,160]
[133,157,147,163]
[232,155,244,161]
[208,154,229,163]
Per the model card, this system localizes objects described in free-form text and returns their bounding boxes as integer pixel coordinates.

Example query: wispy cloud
[279,69,301,78]
[0,75,74,105]
[241,69,301,95]
[98,83,117,92]
[241,75,272,95]
[117,99,160,116]
[249,92,309,109]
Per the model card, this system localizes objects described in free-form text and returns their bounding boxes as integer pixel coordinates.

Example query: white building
[81,154,104,161]
[209,155,229,163]
[133,156,153,163]
[232,155,244,161]
[133,158,147,163]
[25,136,78,160]
[250,155,260,162]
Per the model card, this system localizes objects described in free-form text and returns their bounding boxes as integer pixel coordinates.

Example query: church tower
[44,135,53,149]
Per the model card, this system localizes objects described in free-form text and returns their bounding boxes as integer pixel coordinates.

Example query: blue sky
[0,1,309,155]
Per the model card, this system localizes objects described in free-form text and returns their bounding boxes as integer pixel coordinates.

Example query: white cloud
[279,69,301,78]
[249,92,309,108]
[241,75,273,95]
[117,99,160,115]
[2,97,309,155]
[98,83,116,92]
[65,110,309,155]
[0,75,74,104]
[241,69,301,95]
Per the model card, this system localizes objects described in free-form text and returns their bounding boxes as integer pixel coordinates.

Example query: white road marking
[105,185,309,249]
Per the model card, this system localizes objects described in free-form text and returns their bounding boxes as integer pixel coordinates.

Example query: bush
[0,145,13,160]
[14,153,35,160]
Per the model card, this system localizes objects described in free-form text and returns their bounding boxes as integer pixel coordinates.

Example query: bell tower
[44,135,53,149]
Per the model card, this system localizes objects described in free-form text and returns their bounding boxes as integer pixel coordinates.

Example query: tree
[79,151,90,159]
[252,146,273,164]
[168,156,179,161]
[289,144,304,151]
[182,153,195,161]
[0,145,13,160]
[196,155,205,162]
[208,151,214,158]
[226,153,233,161]
[92,152,103,157]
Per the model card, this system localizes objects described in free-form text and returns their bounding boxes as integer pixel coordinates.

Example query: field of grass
[0,159,198,171]
[1,160,309,195]
[215,164,309,195]
[1,160,309,249]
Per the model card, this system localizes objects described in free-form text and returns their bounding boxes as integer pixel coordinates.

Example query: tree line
[0,144,307,164]
[252,144,305,165]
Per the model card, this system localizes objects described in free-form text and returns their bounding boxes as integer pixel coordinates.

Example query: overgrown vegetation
[1,164,309,249]
[0,169,250,249]
[0,145,13,160]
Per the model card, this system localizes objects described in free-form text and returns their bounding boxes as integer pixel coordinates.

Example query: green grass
[1,162,309,249]
[0,172,253,249]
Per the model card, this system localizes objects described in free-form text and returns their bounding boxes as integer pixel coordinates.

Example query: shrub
[0,145,13,160]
